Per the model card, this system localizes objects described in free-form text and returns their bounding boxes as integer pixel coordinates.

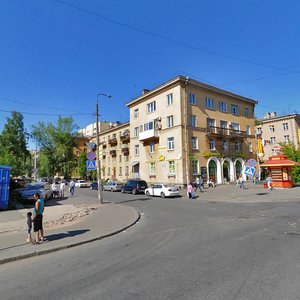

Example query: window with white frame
[205,97,214,109]
[235,141,240,152]
[231,104,239,115]
[147,101,156,113]
[284,135,290,143]
[119,167,122,176]
[190,115,197,127]
[107,167,111,176]
[144,121,154,131]
[125,166,129,176]
[209,139,216,150]
[246,125,251,135]
[168,161,175,175]
[134,144,139,156]
[219,101,227,112]
[191,137,198,149]
[119,155,122,162]
[149,141,155,153]
[134,127,139,138]
[125,155,129,162]
[191,160,199,175]
[256,127,262,134]
[283,123,289,130]
[244,107,250,117]
[222,140,228,151]
[108,157,110,163]
[189,93,196,105]
[166,115,174,128]
[231,122,240,132]
[207,118,216,132]
[167,93,173,106]
[139,125,143,133]
[167,137,175,150]
[134,108,139,118]
[269,125,275,132]
[270,137,276,144]
[150,162,155,175]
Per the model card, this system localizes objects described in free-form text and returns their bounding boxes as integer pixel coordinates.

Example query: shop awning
[260,155,300,167]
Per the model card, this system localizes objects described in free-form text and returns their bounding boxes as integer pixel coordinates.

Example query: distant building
[255,112,300,160]
[78,121,111,137]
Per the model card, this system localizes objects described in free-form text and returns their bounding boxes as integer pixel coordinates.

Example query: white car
[145,184,179,198]
[75,180,90,188]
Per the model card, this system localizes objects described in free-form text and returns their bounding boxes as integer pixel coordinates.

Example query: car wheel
[146,191,150,196]
[132,189,137,195]
[161,192,165,198]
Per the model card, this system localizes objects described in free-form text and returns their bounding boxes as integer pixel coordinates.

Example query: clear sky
[1,0,300,149]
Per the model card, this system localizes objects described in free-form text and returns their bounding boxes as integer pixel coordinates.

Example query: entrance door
[223,161,230,182]
[235,161,242,179]
[208,160,217,182]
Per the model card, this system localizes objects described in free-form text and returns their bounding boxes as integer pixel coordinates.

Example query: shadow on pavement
[45,229,90,241]
[113,197,152,204]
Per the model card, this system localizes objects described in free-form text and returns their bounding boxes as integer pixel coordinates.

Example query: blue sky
[1,0,300,149]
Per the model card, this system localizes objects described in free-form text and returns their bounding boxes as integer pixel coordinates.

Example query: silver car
[13,182,52,202]
[102,180,123,192]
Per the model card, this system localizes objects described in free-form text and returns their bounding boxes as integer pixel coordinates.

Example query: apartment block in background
[255,112,300,160]
[126,75,257,186]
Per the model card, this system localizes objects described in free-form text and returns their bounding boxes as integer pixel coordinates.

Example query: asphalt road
[1,188,300,299]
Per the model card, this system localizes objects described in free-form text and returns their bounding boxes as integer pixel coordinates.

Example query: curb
[0,209,141,265]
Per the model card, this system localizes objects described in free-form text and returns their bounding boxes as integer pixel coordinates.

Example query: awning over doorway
[131,161,140,167]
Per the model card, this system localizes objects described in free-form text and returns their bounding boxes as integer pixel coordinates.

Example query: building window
[167,93,173,106]
[108,157,110,163]
[219,101,227,112]
[134,108,139,118]
[190,115,197,127]
[134,144,139,156]
[150,142,155,153]
[231,104,239,115]
[209,139,216,150]
[168,161,175,175]
[235,142,240,152]
[231,122,240,132]
[107,167,111,176]
[134,127,139,138]
[256,127,262,134]
[244,107,250,117]
[144,121,154,131]
[246,125,251,135]
[125,166,129,176]
[191,137,198,149]
[205,97,214,109]
[150,162,155,175]
[269,125,275,132]
[207,118,216,132]
[119,167,122,176]
[139,125,143,133]
[191,160,199,175]
[147,101,156,113]
[222,140,228,151]
[284,135,290,143]
[125,155,129,162]
[167,137,175,150]
[283,123,289,130]
[166,115,174,128]
[270,137,276,145]
[189,93,196,105]
[119,155,122,162]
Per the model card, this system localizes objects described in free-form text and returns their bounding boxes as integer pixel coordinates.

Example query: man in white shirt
[60,180,66,198]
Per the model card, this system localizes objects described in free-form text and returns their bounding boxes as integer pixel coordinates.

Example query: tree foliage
[78,152,87,179]
[31,116,79,179]
[279,142,300,183]
[0,112,31,176]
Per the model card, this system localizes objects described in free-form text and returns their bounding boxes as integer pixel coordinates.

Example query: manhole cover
[285,232,300,237]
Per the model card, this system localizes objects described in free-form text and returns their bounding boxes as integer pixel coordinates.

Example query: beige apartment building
[126,76,257,186]
[255,112,300,160]
[98,122,131,182]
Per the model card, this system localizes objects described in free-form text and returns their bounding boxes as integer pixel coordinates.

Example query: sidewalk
[0,199,140,265]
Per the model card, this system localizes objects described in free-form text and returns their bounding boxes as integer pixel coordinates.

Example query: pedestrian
[238,175,245,189]
[195,176,201,192]
[52,181,59,198]
[266,174,273,190]
[26,211,33,243]
[69,179,75,195]
[207,178,215,188]
[187,182,194,199]
[32,193,45,244]
[60,180,66,198]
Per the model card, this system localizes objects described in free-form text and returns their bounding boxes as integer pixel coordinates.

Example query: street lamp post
[96,93,111,204]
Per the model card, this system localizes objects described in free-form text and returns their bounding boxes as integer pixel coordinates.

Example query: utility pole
[96,101,102,204]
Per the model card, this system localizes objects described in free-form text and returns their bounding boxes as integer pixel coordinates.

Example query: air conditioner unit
[155,123,162,130]
[156,116,162,121]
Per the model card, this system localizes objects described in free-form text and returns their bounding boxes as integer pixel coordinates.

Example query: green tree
[31,116,79,179]
[0,112,31,176]
[78,152,87,179]
[279,142,300,183]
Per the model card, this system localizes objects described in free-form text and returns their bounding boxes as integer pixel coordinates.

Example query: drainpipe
[184,77,189,186]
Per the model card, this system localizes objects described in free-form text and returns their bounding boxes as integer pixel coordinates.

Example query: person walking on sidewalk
[26,212,33,243]
[69,179,75,196]
[238,175,245,189]
[195,176,204,192]
[60,180,66,198]
[266,174,273,190]
[33,193,45,244]
[187,182,195,199]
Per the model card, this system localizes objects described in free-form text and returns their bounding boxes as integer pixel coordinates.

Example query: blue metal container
[0,166,11,210]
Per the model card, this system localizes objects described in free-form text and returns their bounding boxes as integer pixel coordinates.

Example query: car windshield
[25,184,44,190]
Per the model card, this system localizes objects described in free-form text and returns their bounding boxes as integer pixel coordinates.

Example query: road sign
[86,142,96,151]
[244,166,255,177]
[86,151,96,161]
[246,159,257,168]
[86,160,96,171]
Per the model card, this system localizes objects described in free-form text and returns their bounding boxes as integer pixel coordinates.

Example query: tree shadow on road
[45,229,90,241]
[112,197,152,204]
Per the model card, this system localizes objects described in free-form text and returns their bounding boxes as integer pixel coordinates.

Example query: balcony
[102,154,106,159]
[139,129,159,143]
[120,133,130,143]
[110,150,116,157]
[206,126,248,140]
[102,142,107,149]
[122,147,129,156]
[108,137,118,146]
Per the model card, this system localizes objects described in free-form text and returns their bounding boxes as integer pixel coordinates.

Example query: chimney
[142,89,150,95]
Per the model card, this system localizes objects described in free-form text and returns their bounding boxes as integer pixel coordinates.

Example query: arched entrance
[207,157,222,184]
[234,159,243,180]
[223,160,230,182]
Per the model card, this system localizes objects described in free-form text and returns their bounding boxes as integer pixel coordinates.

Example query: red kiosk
[260,155,300,188]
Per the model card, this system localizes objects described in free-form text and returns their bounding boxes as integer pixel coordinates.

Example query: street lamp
[96,93,112,204]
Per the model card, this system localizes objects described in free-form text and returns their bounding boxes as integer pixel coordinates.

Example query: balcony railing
[108,137,118,146]
[120,134,130,143]
[110,150,116,157]
[206,126,248,138]
[139,129,159,142]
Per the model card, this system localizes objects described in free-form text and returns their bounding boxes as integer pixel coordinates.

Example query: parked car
[145,184,179,198]
[13,182,52,202]
[102,180,123,192]
[75,180,90,188]
[122,179,147,194]
[90,182,99,190]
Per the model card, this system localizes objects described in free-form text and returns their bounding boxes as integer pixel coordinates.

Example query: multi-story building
[78,121,111,137]
[98,122,131,181]
[255,112,300,160]
[126,75,257,186]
